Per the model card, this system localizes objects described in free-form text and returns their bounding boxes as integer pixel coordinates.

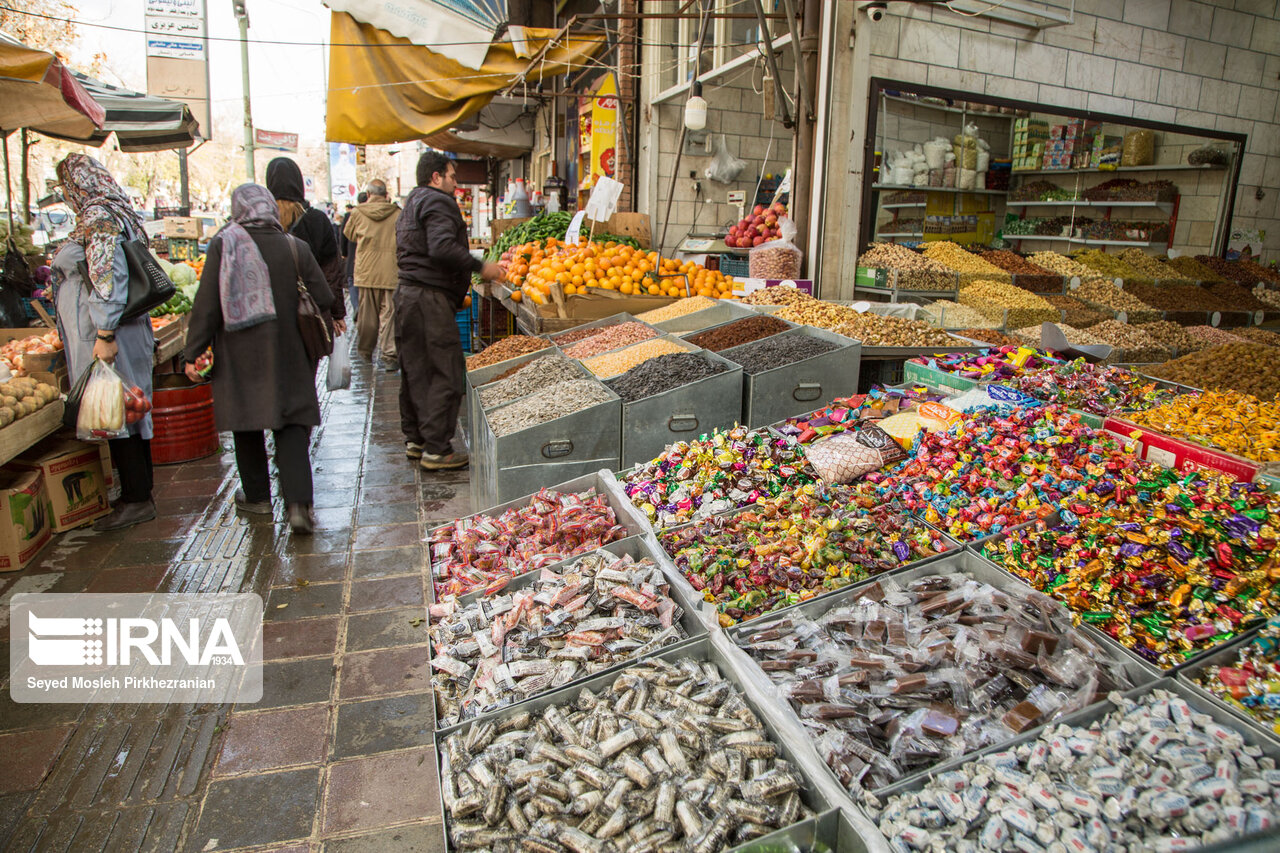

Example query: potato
[2,395,16,408]
[0,408,13,427]
[0,383,15,397]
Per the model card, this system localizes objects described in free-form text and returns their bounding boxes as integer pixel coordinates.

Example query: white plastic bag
[703,134,746,184]
[748,216,803,280]
[76,359,129,441]
[327,335,352,391]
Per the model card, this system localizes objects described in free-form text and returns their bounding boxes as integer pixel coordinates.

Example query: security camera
[858,2,888,21]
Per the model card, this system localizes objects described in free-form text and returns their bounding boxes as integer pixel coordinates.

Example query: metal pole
[179,148,191,211]
[19,129,30,223]
[233,0,255,182]
[789,0,820,266]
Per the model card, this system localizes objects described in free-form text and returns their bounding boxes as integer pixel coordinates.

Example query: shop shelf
[882,93,1018,119]
[874,231,924,238]
[871,183,1008,195]
[1007,198,1174,214]
[881,201,926,209]
[1010,163,1225,175]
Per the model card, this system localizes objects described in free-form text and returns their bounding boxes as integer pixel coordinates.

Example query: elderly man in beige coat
[343,179,401,365]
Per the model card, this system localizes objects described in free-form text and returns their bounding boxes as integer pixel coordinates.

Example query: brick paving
[0,349,461,851]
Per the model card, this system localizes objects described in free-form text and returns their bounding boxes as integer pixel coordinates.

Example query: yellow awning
[326,13,606,146]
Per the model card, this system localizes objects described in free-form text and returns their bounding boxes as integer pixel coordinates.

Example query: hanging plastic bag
[75,359,130,441]
[748,216,803,280]
[327,334,352,391]
[704,134,746,184]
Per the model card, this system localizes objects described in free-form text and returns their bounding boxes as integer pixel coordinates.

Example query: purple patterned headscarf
[218,184,279,331]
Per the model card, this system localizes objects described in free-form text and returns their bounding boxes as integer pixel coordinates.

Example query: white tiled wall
[862,0,1280,259]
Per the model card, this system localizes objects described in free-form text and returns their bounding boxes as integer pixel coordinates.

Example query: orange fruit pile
[503,237,736,305]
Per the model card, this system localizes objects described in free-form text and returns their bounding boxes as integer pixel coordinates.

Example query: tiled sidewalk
[0,350,463,852]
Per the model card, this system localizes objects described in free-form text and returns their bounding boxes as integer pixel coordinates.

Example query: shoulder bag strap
[285,235,307,293]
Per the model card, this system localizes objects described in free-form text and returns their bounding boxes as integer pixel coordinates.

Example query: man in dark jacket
[395,151,502,470]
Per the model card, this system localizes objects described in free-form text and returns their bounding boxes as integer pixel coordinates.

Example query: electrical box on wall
[683,131,709,156]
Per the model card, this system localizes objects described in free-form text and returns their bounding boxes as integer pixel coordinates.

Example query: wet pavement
[0,348,461,851]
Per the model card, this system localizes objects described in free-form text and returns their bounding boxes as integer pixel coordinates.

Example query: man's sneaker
[405,442,424,459]
[420,451,469,470]
[234,488,272,515]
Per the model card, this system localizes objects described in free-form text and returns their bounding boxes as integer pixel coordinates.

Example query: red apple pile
[726,203,788,249]
[124,385,153,425]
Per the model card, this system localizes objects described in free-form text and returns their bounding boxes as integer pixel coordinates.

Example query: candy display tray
[651,501,963,631]
[970,541,1266,678]
[425,534,709,732]
[431,634,853,853]
[1176,626,1280,751]
[725,549,1156,798]
[427,471,652,606]
[902,359,980,394]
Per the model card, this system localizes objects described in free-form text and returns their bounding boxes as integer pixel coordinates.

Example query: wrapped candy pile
[909,345,1062,384]
[621,425,814,528]
[1124,390,1280,463]
[984,465,1280,668]
[775,385,949,445]
[659,484,952,626]
[1003,358,1180,416]
[429,488,629,598]
[862,405,1135,541]
[1193,614,1280,736]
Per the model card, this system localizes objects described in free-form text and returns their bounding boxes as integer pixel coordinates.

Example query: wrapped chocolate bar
[735,566,1138,792]
[429,550,689,727]
[429,488,629,599]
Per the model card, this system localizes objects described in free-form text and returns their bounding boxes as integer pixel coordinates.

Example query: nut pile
[1252,285,1280,310]
[1185,326,1249,346]
[723,334,839,375]
[606,352,728,402]
[980,249,1063,292]
[959,280,1059,329]
[1196,255,1259,286]
[581,339,691,379]
[1085,320,1172,363]
[556,325,613,346]
[1127,390,1280,462]
[1147,343,1280,399]
[1072,280,1161,322]
[738,569,1136,792]
[479,355,583,409]
[1238,257,1280,286]
[439,656,814,852]
[1117,247,1194,283]
[867,689,1280,853]
[427,549,688,726]
[956,328,1023,347]
[1134,321,1210,355]
[1123,281,1223,313]
[1073,249,1150,283]
[775,300,861,330]
[749,242,802,279]
[636,295,718,324]
[830,314,959,348]
[488,379,615,436]
[923,241,1012,283]
[1231,327,1280,347]
[1166,255,1226,283]
[858,243,957,291]
[467,335,550,370]
[1205,281,1268,312]
[1013,323,1110,351]
[740,287,812,307]
[686,315,791,352]
[563,322,659,359]
[1041,294,1108,328]
[1027,252,1109,283]
[922,300,1001,330]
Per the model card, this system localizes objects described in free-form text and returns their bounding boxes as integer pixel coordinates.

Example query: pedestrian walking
[52,153,156,532]
[395,151,503,470]
[339,191,367,320]
[182,184,335,534]
[344,180,401,367]
[265,157,348,336]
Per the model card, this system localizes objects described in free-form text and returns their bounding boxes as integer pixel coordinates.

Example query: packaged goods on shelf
[1146,343,1280,399]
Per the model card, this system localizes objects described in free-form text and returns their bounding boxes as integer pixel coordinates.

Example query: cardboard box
[14,438,110,531]
[164,217,203,239]
[0,467,52,571]
[1104,418,1262,483]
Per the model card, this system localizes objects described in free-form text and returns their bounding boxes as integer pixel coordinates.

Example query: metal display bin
[547,312,653,351]
[426,534,710,730]
[429,471,652,604]
[432,635,840,853]
[614,348,745,468]
[735,809,878,853]
[1176,627,1280,749]
[647,299,756,335]
[720,326,863,427]
[474,363,621,509]
[464,345,557,482]
[678,313,800,350]
[728,550,1157,797]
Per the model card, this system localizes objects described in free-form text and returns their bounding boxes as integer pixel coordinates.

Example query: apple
[753,204,764,216]
[753,235,765,246]
[765,215,777,227]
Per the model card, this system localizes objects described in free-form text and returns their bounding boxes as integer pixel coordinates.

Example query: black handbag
[286,237,333,362]
[120,237,176,320]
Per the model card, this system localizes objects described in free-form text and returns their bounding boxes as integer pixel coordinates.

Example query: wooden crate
[152,315,188,365]
[0,328,65,375]
[591,212,651,249]
[0,401,65,468]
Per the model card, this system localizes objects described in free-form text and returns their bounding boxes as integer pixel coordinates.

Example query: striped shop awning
[42,72,202,152]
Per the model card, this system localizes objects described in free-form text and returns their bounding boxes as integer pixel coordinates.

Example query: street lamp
[233,0,255,182]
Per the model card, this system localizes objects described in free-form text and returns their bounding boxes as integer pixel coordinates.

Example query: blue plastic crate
[456,307,473,353]
[719,253,750,278]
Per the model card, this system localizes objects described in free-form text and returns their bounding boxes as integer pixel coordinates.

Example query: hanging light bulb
[684,81,707,132]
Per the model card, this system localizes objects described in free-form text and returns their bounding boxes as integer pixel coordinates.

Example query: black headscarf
[265,158,306,204]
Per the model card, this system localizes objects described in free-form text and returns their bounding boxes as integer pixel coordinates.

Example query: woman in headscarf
[52,153,156,532]
[265,157,347,335]
[182,184,334,534]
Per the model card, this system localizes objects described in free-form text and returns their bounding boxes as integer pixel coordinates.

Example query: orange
[509,289,521,302]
